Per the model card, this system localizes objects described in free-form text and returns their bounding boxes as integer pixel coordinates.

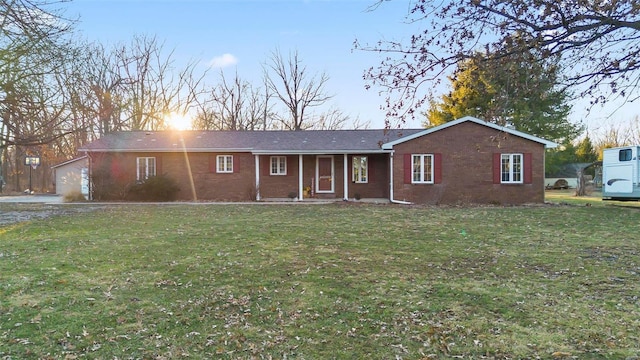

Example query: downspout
[389,151,413,205]
[254,155,261,201]
[298,154,303,201]
[343,153,348,201]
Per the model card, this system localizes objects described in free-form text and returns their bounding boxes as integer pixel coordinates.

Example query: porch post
[298,154,304,201]
[255,155,261,201]
[389,152,394,202]
[343,154,348,201]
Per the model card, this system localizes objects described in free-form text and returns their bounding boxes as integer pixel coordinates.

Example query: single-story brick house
[78,116,557,204]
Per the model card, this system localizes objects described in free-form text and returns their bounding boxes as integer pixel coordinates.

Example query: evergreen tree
[545,142,577,177]
[574,135,598,163]
[425,48,582,143]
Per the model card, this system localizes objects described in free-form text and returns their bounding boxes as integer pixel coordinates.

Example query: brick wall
[347,154,389,199]
[91,151,257,201]
[258,155,300,198]
[392,122,546,205]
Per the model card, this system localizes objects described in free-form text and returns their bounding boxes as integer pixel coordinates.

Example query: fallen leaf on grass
[552,351,572,358]
[29,314,42,324]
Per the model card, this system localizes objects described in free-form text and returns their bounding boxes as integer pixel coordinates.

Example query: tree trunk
[575,169,586,196]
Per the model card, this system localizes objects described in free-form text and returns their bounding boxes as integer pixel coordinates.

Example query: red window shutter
[156,156,162,176]
[367,157,373,183]
[262,156,270,176]
[287,156,294,176]
[209,155,216,173]
[232,155,238,173]
[524,153,533,184]
[404,154,412,184]
[434,153,442,184]
[493,153,501,184]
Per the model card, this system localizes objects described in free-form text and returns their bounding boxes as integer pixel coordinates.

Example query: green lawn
[1,199,639,359]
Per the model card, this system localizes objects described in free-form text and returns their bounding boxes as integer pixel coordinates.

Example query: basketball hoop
[24,156,40,193]
[25,156,40,167]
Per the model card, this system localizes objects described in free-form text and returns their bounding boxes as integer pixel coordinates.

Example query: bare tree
[359,0,640,124]
[592,117,639,156]
[310,107,351,130]
[111,35,206,131]
[1,0,75,191]
[264,49,332,131]
[193,71,272,131]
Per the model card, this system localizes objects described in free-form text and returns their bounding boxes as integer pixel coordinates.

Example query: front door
[317,156,334,193]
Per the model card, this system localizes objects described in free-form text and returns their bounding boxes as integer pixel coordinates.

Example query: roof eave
[51,155,88,169]
[79,148,392,154]
[252,149,391,155]
[80,147,255,153]
[382,116,559,148]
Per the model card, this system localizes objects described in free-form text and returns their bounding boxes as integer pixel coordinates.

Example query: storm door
[316,156,334,193]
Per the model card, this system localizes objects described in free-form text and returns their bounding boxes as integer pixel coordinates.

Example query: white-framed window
[217,155,233,173]
[412,154,433,184]
[270,156,287,175]
[501,153,523,183]
[136,157,156,181]
[352,156,368,183]
[619,149,632,161]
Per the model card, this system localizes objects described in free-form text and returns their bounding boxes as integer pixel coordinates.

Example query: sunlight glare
[166,112,193,131]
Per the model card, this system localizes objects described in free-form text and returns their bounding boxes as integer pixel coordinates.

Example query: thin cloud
[208,53,238,68]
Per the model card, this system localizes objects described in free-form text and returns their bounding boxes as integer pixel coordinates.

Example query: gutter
[388,152,414,205]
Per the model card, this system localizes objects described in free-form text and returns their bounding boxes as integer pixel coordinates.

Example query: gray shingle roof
[78,129,424,154]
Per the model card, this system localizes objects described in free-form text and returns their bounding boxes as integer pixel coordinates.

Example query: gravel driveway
[0,195,101,226]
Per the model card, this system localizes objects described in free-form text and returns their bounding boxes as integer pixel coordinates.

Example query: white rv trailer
[602,146,640,200]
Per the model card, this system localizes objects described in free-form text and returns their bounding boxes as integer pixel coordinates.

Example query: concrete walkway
[0,194,390,205]
[0,194,63,204]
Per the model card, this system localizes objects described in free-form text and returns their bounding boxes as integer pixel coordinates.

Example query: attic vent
[151,139,156,142]
[136,139,142,142]
[196,135,202,139]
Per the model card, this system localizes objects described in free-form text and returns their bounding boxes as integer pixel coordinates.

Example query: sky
[63,0,636,134]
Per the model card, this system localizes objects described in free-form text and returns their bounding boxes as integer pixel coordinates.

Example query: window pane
[501,155,510,182]
[352,158,359,182]
[353,156,367,182]
[425,155,432,182]
[217,156,232,172]
[137,159,144,180]
[270,157,286,175]
[361,157,367,182]
[413,156,421,182]
[513,155,521,182]
[148,158,156,177]
[620,149,632,161]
